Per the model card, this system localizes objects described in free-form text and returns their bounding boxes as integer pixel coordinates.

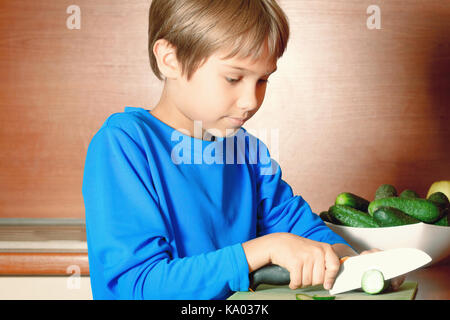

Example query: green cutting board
[228,281,418,300]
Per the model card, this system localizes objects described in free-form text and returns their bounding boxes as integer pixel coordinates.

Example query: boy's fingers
[289,265,303,289]
[301,260,314,287]
[360,248,381,255]
[323,250,341,290]
[391,274,406,291]
[312,256,325,286]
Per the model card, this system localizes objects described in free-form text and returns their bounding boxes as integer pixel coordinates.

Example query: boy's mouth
[227,117,246,127]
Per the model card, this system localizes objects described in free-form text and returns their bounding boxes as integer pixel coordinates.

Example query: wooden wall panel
[263,0,450,211]
[0,1,449,218]
[0,0,163,218]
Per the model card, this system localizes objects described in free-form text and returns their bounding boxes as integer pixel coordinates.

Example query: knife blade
[329,247,432,295]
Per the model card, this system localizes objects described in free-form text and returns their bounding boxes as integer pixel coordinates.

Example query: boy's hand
[359,248,406,291]
[243,234,405,292]
[267,233,341,290]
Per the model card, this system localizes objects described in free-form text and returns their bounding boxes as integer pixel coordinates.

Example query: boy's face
[162,42,278,139]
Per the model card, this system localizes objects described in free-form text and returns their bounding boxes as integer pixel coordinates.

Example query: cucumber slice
[295,293,336,300]
[312,294,336,300]
[361,269,390,295]
[296,293,314,300]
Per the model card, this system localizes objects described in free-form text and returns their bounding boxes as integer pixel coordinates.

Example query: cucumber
[319,211,332,223]
[335,192,370,212]
[368,197,441,223]
[428,192,449,226]
[428,192,449,210]
[249,264,290,290]
[361,269,391,295]
[374,184,397,200]
[328,205,380,228]
[319,210,342,225]
[434,209,449,226]
[373,206,421,227]
[399,189,420,199]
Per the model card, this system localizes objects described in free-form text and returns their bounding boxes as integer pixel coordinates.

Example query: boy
[82,0,403,299]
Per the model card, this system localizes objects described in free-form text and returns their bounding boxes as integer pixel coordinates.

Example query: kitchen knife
[329,247,431,295]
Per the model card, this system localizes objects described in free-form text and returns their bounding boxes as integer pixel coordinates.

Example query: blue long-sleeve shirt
[82,106,350,300]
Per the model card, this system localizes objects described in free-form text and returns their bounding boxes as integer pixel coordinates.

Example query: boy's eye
[226,77,240,84]
[225,77,269,85]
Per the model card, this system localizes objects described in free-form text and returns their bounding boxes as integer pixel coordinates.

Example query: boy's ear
[153,39,181,79]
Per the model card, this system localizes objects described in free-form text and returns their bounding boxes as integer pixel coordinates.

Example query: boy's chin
[206,127,241,139]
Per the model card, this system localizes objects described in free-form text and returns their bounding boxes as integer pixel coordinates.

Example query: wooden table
[0,219,91,299]
[406,256,450,300]
[0,219,89,276]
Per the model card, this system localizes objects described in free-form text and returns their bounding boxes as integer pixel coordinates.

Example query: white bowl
[325,222,450,266]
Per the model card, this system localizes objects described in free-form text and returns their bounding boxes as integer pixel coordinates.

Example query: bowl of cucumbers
[320,183,450,265]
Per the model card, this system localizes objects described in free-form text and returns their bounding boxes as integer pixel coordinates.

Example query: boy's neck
[150,101,211,142]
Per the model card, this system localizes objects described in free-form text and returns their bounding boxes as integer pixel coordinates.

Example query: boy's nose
[237,87,260,112]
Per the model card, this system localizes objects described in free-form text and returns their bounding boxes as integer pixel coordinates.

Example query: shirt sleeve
[254,141,351,246]
[82,125,249,300]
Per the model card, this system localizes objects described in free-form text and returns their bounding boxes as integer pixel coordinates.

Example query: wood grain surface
[0,252,89,275]
[0,1,449,218]
[408,258,450,300]
[0,222,88,275]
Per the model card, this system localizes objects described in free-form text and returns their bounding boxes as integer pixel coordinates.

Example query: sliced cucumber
[312,294,336,300]
[295,293,336,300]
[295,293,314,300]
[361,269,390,295]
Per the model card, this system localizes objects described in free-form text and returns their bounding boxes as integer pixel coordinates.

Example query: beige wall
[0,0,449,218]
[0,276,92,300]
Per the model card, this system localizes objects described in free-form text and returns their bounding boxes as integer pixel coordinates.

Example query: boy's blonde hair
[148,0,290,81]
